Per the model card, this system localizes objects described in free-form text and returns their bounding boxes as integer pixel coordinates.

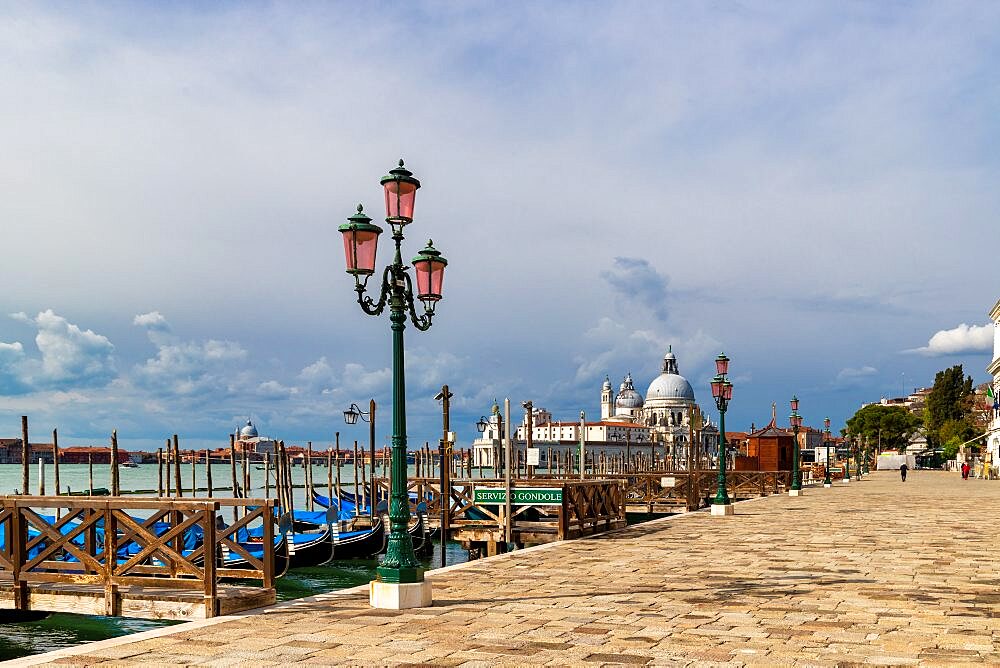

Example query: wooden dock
[0,496,277,621]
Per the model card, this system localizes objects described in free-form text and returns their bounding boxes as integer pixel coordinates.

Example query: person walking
[900,463,908,482]
[961,462,970,480]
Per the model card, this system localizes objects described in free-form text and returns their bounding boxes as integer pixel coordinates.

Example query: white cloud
[341,362,391,395]
[298,357,335,389]
[256,380,297,399]
[7,310,117,390]
[833,365,878,388]
[133,312,247,398]
[905,324,992,357]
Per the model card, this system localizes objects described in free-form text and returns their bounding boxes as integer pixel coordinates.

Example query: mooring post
[53,428,60,498]
[172,434,182,498]
[110,430,120,496]
[20,416,29,496]
[206,449,214,498]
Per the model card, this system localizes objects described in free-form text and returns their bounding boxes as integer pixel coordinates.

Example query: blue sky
[0,2,998,450]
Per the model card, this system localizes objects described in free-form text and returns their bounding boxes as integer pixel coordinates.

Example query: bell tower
[601,376,614,420]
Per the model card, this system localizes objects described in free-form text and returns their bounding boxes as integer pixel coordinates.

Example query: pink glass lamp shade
[715,353,730,376]
[790,395,799,412]
[722,381,733,401]
[338,205,383,275]
[711,376,724,398]
[380,159,421,224]
[411,240,448,302]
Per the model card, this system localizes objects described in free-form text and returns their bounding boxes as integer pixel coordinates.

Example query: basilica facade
[602,347,719,464]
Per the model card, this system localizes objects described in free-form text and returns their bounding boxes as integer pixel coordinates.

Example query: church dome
[645,347,695,401]
[240,419,258,438]
[615,373,644,410]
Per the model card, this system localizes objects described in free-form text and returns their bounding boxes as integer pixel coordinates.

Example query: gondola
[329,516,386,560]
[310,487,427,553]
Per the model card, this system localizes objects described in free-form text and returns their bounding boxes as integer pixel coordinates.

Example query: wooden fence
[0,496,276,620]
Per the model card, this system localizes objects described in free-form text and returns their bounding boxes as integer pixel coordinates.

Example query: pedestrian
[961,462,970,480]
[900,463,908,482]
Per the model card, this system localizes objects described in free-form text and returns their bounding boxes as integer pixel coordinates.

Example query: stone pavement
[15,471,1000,666]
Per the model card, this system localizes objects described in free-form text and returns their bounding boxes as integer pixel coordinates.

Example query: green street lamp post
[338,159,447,609]
[823,417,833,488]
[710,353,735,516]
[789,396,803,496]
[344,400,377,519]
[843,437,853,484]
[862,443,870,475]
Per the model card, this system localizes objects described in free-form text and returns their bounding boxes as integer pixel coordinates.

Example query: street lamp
[823,417,832,488]
[338,159,447,609]
[710,353,734,516]
[343,400,377,519]
[844,438,854,484]
[789,396,803,496]
[477,401,503,475]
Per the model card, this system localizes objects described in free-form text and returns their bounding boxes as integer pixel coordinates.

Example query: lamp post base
[823,482,832,488]
[788,489,803,497]
[842,477,851,484]
[370,579,433,610]
[710,503,734,516]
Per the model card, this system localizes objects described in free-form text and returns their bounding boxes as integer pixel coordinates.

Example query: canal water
[0,462,476,660]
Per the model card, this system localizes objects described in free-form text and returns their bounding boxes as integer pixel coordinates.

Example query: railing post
[558,486,568,540]
[11,503,27,611]
[103,505,119,617]
[262,500,275,589]
[202,505,217,618]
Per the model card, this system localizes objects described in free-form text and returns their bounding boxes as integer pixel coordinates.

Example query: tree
[844,404,922,452]
[925,365,976,449]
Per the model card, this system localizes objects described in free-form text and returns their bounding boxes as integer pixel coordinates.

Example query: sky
[0,1,998,451]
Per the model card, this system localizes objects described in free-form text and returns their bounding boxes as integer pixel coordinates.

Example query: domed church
[601,346,718,463]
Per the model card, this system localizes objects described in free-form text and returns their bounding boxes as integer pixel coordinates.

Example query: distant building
[234,419,277,455]
[472,346,720,467]
[986,298,1000,470]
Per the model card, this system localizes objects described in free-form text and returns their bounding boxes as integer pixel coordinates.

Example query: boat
[329,516,386,560]
[121,461,139,468]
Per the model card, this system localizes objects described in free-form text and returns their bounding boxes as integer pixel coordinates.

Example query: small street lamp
[823,417,833,488]
[789,396,803,496]
[710,353,734,516]
[338,159,447,609]
[344,400,377,519]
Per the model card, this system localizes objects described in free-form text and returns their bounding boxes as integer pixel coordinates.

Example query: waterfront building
[986,298,1000,471]
[234,419,277,455]
[472,347,720,468]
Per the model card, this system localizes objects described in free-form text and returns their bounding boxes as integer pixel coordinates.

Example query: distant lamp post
[344,400,377,519]
[338,159,446,609]
[844,438,854,484]
[710,353,734,516]
[823,417,833,488]
[477,401,503,474]
[789,396,803,496]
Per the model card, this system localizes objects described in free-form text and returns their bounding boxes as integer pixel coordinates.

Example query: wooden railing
[0,497,276,619]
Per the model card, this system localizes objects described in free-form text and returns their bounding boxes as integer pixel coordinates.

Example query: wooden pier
[0,496,277,621]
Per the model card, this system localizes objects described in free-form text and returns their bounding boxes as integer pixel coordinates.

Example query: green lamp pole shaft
[824,435,832,486]
[713,406,730,505]
[376,241,422,585]
[791,423,802,491]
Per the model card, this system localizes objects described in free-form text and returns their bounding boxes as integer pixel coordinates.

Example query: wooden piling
[191,455,197,497]
[156,449,163,496]
[241,451,249,500]
[172,435,182,498]
[205,450,214,498]
[229,434,238,521]
[307,441,314,510]
[53,429,61,497]
[88,452,94,495]
[327,448,333,506]
[20,416,29,495]
[110,430,120,496]
[264,452,271,498]
[352,440,360,517]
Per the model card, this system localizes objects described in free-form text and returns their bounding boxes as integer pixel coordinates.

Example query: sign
[526,448,540,466]
[660,476,676,488]
[474,487,563,505]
